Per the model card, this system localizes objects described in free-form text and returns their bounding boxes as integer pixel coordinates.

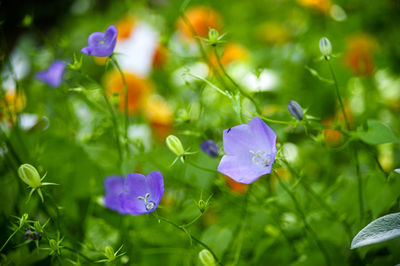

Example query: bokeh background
[1,0,400,265]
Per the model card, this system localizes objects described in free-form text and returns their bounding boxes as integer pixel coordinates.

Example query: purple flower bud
[287,101,303,120]
[81,25,118,57]
[217,117,277,184]
[200,140,219,158]
[35,60,66,88]
[104,171,164,215]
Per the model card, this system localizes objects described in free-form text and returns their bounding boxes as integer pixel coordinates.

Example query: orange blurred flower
[256,21,292,45]
[297,0,332,13]
[144,95,173,139]
[344,33,379,76]
[115,15,136,40]
[177,6,222,39]
[323,104,353,147]
[152,44,168,69]
[104,71,153,115]
[223,174,248,194]
[0,91,25,125]
[210,43,248,67]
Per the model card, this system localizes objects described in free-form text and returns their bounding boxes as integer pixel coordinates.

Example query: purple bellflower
[217,117,277,184]
[81,25,118,57]
[104,171,164,215]
[200,140,219,158]
[35,60,66,88]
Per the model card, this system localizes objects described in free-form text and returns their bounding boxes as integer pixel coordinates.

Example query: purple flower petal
[107,171,164,215]
[218,117,277,184]
[35,60,66,88]
[104,176,127,214]
[81,25,118,57]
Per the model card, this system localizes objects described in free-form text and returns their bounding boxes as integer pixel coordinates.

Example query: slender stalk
[157,215,222,265]
[275,173,331,266]
[213,47,262,114]
[111,56,130,155]
[327,60,349,130]
[187,160,219,173]
[0,226,22,252]
[63,246,95,263]
[353,146,364,224]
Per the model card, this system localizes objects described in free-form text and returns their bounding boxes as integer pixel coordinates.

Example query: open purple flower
[104,171,164,215]
[35,60,66,88]
[200,140,219,158]
[81,25,118,57]
[217,117,277,184]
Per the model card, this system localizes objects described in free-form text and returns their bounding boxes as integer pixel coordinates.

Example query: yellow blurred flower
[177,6,223,40]
[144,95,173,139]
[0,91,25,124]
[104,71,153,115]
[256,21,292,45]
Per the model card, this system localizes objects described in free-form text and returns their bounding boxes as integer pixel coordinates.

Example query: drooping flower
[200,140,219,158]
[217,117,277,184]
[81,25,118,57]
[104,171,164,215]
[35,60,66,88]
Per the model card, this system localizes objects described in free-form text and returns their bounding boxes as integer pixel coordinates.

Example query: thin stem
[0,226,22,252]
[353,146,364,225]
[63,246,95,263]
[187,160,219,173]
[181,213,203,228]
[327,60,350,130]
[157,215,222,265]
[111,56,129,156]
[275,173,331,266]
[213,47,262,114]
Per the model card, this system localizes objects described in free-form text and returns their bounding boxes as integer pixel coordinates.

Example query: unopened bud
[287,101,303,120]
[18,164,42,188]
[199,249,216,266]
[166,135,185,157]
[49,239,59,252]
[105,246,115,261]
[197,200,207,213]
[319,37,332,58]
[200,140,219,158]
[208,29,220,46]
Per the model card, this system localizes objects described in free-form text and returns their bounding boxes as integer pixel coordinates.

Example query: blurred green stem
[275,172,331,266]
[326,60,350,130]
[0,225,22,252]
[213,47,262,114]
[157,215,222,265]
[111,56,130,156]
[187,160,219,173]
[353,146,364,225]
[63,246,94,263]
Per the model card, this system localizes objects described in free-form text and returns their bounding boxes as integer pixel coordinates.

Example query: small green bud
[19,213,29,227]
[49,239,60,255]
[68,54,83,70]
[105,246,115,261]
[197,200,207,213]
[166,135,185,157]
[199,249,216,266]
[208,29,220,46]
[319,37,332,58]
[34,221,43,233]
[18,164,41,188]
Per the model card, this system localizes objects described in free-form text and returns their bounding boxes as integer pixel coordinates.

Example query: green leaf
[357,120,399,145]
[351,212,400,249]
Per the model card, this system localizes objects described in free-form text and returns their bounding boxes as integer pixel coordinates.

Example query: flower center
[250,150,271,167]
[137,193,156,211]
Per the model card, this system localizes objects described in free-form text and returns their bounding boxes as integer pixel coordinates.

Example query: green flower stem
[77,71,123,165]
[157,215,222,265]
[187,160,219,173]
[275,172,331,266]
[63,246,95,263]
[326,60,350,130]
[213,47,262,114]
[248,111,292,125]
[230,184,252,266]
[111,56,130,156]
[353,146,364,225]
[180,13,230,91]
[0,225,22,252]
[282,159,353,241]
[181,213,203,228]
